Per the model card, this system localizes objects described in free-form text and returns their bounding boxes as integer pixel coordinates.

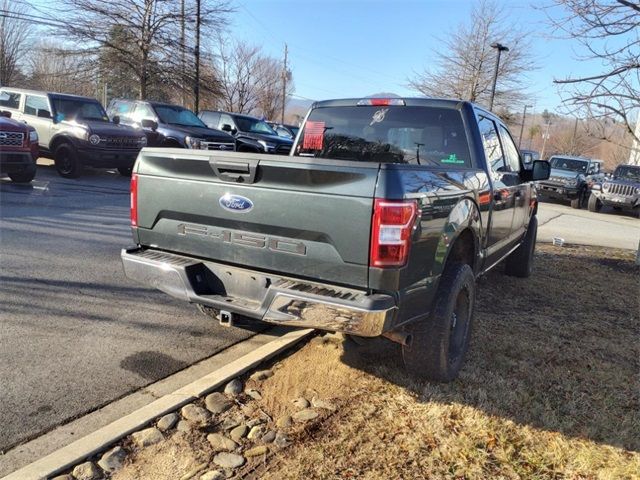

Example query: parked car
[106,100,236,153]
[0,110,39,183]
[121,97,550,382]
[536,155,604,208]
[520,149,540,170]
[588,164,640,217]
[266,121,300,140]
[0,88,146,178]
[198,111,293,154]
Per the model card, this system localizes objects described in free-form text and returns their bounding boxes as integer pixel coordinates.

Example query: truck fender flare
[49,133,78,153]
[431,197,482,278]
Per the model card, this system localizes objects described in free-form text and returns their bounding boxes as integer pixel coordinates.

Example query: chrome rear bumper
[121,247,397,337]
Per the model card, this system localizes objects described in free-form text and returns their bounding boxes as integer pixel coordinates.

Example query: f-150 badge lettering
[370,108,388,126]
[219,194,253,213]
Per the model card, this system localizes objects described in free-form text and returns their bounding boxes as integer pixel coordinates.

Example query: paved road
[537,200,639,250]
[0,164,255,453]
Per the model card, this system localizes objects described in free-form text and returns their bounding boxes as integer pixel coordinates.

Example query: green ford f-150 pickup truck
[121,98,550,382]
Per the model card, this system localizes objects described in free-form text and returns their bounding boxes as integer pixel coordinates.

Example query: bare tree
[27,43,96,96]
[547,0,640,144]
[408,0,536,109]
[0,0,32,85]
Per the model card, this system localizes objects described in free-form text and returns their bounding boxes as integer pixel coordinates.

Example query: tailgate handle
[210,159,258,184]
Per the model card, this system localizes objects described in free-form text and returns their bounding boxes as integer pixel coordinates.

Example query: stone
[72,462,100,480]
[224,379,243,396]
[213,452,246,469]
[176,420,191,433]
[229,424,248,442]
[292,409,318,422]
[51,476,73,480]
[97,446,126,473]
[205,392,232,414]
[246,417,265,428]
[291,397,310,409]
[244,445,268,457]
[274,432,290,449]
[261,430,276,443]
[245,388,262,401]
[311,397,336,411]
[207,433,238,452]
[178,463,207,480]
[157,412,179,432]
[181,404,211,424]
[249,369,273,382]
[131,427,163,447]
[276,415,292,429]
[220,416,242,430]
[247,425,264,440]
[200,471,225,480]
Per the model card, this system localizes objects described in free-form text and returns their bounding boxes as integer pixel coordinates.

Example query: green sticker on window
[441,153,465,164]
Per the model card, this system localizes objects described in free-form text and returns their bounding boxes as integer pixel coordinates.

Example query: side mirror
[112,115,120,125]
[141,119,158,131]
[37,110,51,119]
[221,123,233,133]
[0,110,11,118]
[532,160,550,181]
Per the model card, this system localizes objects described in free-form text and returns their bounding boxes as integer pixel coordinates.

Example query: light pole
[518,104,532,148]
[489,42,509,111]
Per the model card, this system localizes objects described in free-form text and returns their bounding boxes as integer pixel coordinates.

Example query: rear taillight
[370,199,418,267]
[357,98,406,106]
[130,173,138,227]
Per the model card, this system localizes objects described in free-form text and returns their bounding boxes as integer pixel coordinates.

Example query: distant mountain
[366,92,401,98]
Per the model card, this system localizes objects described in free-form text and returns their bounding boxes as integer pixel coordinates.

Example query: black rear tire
[8,165,36,183]
[117,166,133,177]
[587,193,602,213]
[402,262,475,382]
[54,144,82,178]
[505,215,537,278]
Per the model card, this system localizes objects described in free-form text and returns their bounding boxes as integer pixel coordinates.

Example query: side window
[132,103,155,123]
[478,116,505,174]
[0,91,22,109]
[114,101,134,119]
[201,111,220,128]
[220,113,235,130]
[24,95,51,118]
[498,125,520,173]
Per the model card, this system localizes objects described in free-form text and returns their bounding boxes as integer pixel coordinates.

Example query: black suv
[537,155,604,208]
[0,87,146,178]
[589,164,640,217]
[107,100,236,152]
[199,111,293,154]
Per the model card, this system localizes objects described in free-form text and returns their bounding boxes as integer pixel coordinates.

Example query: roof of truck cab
[549,155,603,163]
[311,97,471,109]
[0,87,97,101]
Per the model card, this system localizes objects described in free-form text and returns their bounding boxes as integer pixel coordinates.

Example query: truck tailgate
[134,149,379,288]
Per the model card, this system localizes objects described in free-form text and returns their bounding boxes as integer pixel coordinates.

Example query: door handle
[210,159,259,184]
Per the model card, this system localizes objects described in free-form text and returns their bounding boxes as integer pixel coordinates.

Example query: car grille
[103,136,141,149]
[200,141,235,151]
[275,144,291,155]
[603,183,637,197]
[0,131,24,146]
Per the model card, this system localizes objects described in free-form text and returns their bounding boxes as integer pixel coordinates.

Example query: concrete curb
[2,328,313,480]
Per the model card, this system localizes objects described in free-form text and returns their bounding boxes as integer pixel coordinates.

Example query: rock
[176,420,191,433]
[245,388,262,401]
[276,415,292,429]
[72,462,100,480]
[292,409,318,422]
[246,418,265,428]
[245,445,268,457]
[249,369,273,382]
[247,425,264,440]
[200,471,225,480]
[51,475,74,480]
[213,452,246,469]
[291,397,310,409]
[97,446,126,473]
[178,463,207,480]
[224,379,243,396]
[157,412,179,432]
[229,424,248,442]
[205,392,232,414]
[311,397,336,411]
[207,433,238,452]
[274,432,290,449]
[181,404,211,424]
[220,416,241,430]
[261,430,276,443]
[131,427,163,447]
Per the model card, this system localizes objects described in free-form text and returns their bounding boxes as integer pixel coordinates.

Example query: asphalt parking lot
[0,164,255,455]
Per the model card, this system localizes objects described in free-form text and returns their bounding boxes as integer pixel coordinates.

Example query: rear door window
[294,106,472,166]
[24,95,51,118]
[0,91,22,109]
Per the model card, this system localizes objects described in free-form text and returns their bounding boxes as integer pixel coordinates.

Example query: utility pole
[571,117,579,155]
[518,104,532,149]
[181,0,186,107]
[540,122,551,159]
[489,42,509,111]
[194,0,201,114]
[281,43,288,123]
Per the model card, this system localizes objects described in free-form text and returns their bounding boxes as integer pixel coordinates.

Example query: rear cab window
[0,91,22,110]
[24,95,51,118]
[294,105,472,167]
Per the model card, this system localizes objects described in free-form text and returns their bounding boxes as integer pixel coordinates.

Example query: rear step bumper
[122,247,397,337]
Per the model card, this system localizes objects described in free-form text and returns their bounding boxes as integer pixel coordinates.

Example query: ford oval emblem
[219,193,253,213]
